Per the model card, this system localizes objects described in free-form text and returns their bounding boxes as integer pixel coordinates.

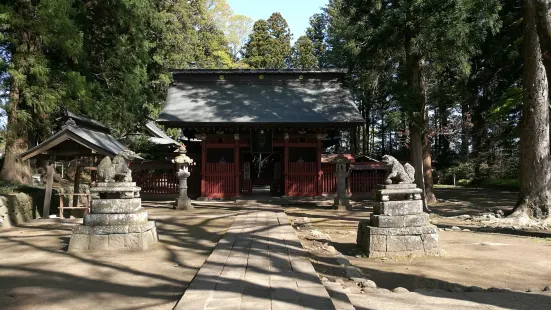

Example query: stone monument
[332,154,350,210]
[356,155,439,258]
[173,143,194,210]
[68,150,158,251]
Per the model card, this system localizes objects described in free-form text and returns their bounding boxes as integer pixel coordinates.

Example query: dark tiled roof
[144,121,178,145]
[59,108,111,133]
[20,124,131,161]
[157,71,364,127]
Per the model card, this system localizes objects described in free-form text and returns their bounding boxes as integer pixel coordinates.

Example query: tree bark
[0,82,31,184]
[460,100,470,159]
[406,52,436,204]
[534,0,551,94]
[512,0,550,220]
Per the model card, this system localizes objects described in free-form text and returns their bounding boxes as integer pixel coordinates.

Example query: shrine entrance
[240,148,283,196]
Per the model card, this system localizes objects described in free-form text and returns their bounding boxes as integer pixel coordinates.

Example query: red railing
[205,162,235,198]
[288,162,317,196]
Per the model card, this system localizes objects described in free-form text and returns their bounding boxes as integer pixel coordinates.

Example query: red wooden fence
[321,163,387,196]
[348,169,386,195]
[288,162,317,196]
[132,163,201,198]
[205,162,235,198]
[321,163,337,194]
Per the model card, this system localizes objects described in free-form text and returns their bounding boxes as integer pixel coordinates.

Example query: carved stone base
[175,197,193,210]
[357,183,439,258]
[356,222,440,258]
[68,221,158,252]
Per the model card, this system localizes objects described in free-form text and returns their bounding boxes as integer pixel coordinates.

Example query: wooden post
[42,163,54,219]
[234,133,240,197]
[201,135,207,197]
[283,133,289,196]
[72,165,82,208]
[316,136,322,196]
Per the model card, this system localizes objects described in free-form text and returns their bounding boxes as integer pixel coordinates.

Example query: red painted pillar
[283,133,289,196]
[201,134,207,197]
[316,136,322,196]
[234,134,240,197]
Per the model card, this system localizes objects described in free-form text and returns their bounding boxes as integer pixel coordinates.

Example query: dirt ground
[286,187,551,293]
[0,202,238,310]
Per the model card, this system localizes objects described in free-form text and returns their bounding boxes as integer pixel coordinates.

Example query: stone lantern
[332,154,350,210]
[172,143,194,210]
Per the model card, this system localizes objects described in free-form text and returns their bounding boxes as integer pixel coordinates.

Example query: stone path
[175,206,350,310]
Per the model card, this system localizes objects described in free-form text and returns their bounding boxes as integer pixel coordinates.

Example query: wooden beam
[234,136,240,197]
[42,163,54,219]
[317,138,322,196]
[201,138,207,197]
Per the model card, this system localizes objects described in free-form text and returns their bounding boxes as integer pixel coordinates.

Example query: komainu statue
[381,155,415,184]
[97,150,139,182]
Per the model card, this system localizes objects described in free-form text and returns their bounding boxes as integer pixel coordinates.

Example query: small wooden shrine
[20,109,135,217]
[157,69,378,198]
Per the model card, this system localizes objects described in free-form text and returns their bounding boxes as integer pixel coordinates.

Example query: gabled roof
[157,69,365,127]
[20,120,130,161]
[144,121,179,145]
[59,107,111,133]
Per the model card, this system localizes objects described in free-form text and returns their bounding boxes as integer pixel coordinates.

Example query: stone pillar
[332,154,350,210]
[173,144,194,210]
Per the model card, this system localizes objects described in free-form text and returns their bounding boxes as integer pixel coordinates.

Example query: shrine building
[156,69,373,199]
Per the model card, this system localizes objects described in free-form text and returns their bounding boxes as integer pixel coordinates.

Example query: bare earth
[285,187,551,308]
[0,202,237,310]
[1,188,551,310]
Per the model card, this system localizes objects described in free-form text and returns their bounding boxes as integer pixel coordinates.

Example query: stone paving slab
[175,206,342,310]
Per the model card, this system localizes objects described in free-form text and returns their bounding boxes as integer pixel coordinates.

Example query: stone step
[90,198,142,214]
[357,221,440,258]
[84,209,148,226]
[374,200,423,216]
[73,221,156,235]
[370,213,429,228]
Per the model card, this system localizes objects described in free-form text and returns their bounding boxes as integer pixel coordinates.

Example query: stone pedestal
[175,169,193,210]
[357,184,439,258]
[68,182,158,251]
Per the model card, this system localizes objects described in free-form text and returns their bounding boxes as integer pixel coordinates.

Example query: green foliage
[478,178,520,191]
[126,136,169,161]
[291,36,318,69]
[243,13,292,68]
[306,13,328,68]
[441,161,476,183]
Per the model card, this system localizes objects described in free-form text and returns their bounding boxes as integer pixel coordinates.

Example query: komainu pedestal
[357,184,439,258]
[357,155,439,258]
[68,152,158,252]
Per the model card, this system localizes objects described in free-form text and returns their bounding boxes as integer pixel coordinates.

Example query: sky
[227,0,329,42]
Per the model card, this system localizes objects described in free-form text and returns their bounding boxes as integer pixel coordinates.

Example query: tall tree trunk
[535,0,551,94]
[0,82,32,184]
[407,51,436,204]
[512,0,550,220]
[460,100,470,159]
